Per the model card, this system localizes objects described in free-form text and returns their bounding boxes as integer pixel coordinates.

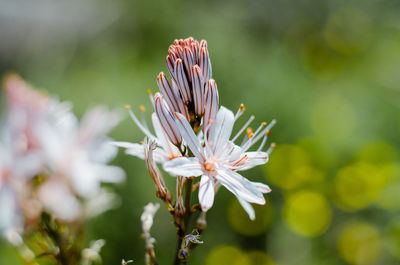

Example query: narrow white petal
[216,169,265,204]
[238,198,255,220]
[208,106,235,156]
[253,182,272,194]
[163,157,203,177]
[174,112,205,160]
[234,151,269,171]
[198,175,215,211]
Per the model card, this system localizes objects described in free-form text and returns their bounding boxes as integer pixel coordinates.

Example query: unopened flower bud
[154,93,182,145]
[174,59,191,103]
[191,65,205,116]
[203,79,219,135]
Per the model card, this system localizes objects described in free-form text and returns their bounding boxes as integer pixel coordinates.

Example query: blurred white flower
[141,203,160,234]
[0,74,125,231]
[81,239,106,265]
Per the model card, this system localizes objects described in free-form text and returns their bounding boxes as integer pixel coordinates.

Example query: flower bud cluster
[155,37,218,145]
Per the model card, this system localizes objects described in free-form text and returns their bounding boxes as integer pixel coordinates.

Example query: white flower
[163,106,274,220]
[35,104,125,220]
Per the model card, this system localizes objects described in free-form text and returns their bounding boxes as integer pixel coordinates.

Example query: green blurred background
[1,0,400,264]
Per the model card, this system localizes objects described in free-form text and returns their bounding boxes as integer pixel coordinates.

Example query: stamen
[147,89,154,107]
[267,143,276,155]
[231,115,254,142]
[246,128,254,139]
[252,122,266,138]
[257,135,268,152]
[126,106,155,139]
[140,107,150,132]
[243,119,276,152]
[234,103,246,121]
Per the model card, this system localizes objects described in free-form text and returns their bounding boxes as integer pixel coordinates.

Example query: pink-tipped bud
[166,55,176,80]
[154,93,182,145]
[174,59,191,103]
[157,72,179,113]
[203,79,219,135]
[191,65,205,116]
[191,40,200,62]
[183,47,195,81]
[199,47,212,81]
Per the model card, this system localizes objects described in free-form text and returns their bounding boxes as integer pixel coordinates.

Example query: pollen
[265,129,270,135]
[124,104,131,109]
[204,161,216,172]
[139,105,146,112]
[147,89,152,95]
[239,103,246,112]
[261,121,267,126]
[246,128,254,138]
[271,142,276,148]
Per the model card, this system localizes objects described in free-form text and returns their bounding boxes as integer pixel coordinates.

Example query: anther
[140,105,146,112]
[246,128,254,138]
[147,89,152,95]
[124,104,131,109]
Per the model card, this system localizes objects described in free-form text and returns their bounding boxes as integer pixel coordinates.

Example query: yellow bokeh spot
[385,217,400,259]
[227,199,273,236]
[265,144,323,190]
[247,251,280,265]
[374,163,400,211]
[283,190,331,237]
[356,141,399,165]
[205,245,250,265]
[333,162,388,211]
[338,221,381,265]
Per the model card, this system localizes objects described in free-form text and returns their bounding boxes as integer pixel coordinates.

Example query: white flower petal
[235,151,269,171]
[208,106,234,156]
[38,180,81,221]
[174,113,205,160]
[253,182,272,194]
[238,198,255,220]
[198,175,215,211]
[216,169,265,205]
[163,157,203,177]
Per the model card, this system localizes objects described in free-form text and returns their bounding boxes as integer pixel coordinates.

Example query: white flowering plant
[0,37,275,265]
[114,37,276,265]
[0,74,124,265]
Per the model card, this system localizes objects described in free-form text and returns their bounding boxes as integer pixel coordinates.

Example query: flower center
[203,161,216,172]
